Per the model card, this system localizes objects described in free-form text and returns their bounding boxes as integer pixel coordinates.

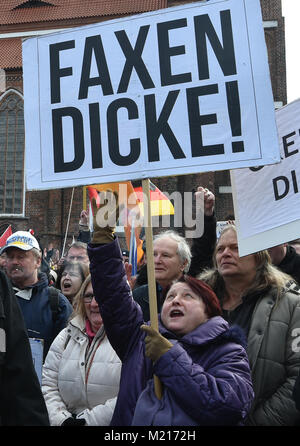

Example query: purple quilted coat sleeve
[88,238,144,361]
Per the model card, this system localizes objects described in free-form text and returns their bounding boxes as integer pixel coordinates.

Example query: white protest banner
[22,0,280,191]
[231,98,300,256]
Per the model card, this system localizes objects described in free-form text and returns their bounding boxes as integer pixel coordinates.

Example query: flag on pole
[87,186,100,212]
[0,225,12,247]
[86,182,144,265]
[134,181,174,216]
[87,181,138,218]
[87,186,100,232]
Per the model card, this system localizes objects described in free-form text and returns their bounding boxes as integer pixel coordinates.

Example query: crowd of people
[0,186,300,427]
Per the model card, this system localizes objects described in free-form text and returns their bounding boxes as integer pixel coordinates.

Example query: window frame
[0,88,26,217]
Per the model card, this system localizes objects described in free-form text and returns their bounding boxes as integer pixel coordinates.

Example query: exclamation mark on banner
[226,80,244,153]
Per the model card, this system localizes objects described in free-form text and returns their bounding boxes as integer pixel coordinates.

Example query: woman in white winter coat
[42,274,121,426]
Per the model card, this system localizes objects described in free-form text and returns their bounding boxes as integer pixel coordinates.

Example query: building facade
[0,0,287,252]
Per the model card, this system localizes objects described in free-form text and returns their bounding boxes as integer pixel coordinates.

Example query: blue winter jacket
[15,273,73,358]
[88,238,254,426]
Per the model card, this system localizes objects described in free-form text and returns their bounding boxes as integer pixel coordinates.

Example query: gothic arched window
[0,90,25,215]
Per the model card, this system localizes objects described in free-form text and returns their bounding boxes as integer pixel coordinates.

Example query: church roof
[0,0,167,25]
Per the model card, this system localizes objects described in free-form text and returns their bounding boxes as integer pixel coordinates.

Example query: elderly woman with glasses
[42,275,121,426]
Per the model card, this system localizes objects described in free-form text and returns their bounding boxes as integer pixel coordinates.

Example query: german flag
[85,182,144,265]
[134,181,174,216]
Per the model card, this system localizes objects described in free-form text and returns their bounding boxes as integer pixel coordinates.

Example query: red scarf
[85,318,96,344]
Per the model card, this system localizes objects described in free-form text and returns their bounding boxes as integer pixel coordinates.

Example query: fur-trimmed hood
[216,323,248,350]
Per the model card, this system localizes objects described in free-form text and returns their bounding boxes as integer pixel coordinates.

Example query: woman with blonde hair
[199,224,300,426]
[42,275,121,426]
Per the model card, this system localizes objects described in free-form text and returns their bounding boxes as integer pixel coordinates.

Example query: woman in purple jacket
[88,194,254,426]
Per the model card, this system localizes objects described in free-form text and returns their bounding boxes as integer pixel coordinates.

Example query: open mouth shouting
[61,280,75,296]
[62,281,71,289]
[169,309,184,318]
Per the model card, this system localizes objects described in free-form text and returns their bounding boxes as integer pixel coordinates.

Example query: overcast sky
[281,1,300,103]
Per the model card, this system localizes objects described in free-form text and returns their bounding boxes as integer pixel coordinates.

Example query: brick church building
[0,0,287,253]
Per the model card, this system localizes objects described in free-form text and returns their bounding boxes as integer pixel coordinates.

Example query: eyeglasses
[83,293,95,303]
[61,271,81,278]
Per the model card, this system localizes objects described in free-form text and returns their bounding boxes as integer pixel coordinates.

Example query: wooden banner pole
[142,178,163,400]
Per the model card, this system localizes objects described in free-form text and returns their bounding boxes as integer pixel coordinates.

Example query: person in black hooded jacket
[0,269,49,426]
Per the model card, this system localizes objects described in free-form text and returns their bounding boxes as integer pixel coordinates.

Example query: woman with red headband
[87,192,254,426]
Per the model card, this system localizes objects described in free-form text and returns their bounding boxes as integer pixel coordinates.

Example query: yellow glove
[141,324,173,363]
[91,190,119,244]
